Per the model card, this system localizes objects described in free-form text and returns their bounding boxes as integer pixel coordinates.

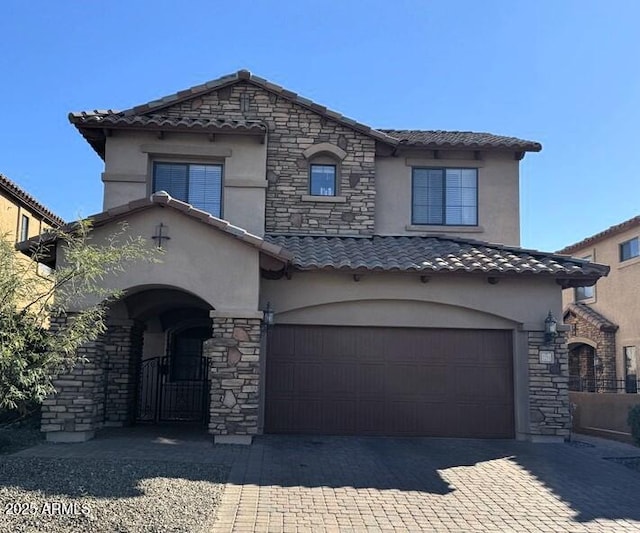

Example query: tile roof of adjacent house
[557,215,640,255]
[0,173,65,227]
[380,130,541,152]
[69,69,542,158]
[564,303,618,332]
[265,234,608,286]
[16,192,292,264]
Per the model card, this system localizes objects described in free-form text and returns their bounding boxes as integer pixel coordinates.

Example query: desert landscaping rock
[0,457,226,533]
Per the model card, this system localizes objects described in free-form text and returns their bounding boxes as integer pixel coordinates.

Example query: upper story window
[309,164,337,196]
[153,162,223,217]
[620,237,639,262]
[575,255,595,301]
[20,214,29,242]
[412,168,478,226]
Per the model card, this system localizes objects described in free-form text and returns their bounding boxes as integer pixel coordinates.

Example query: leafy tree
[0,221,156,417]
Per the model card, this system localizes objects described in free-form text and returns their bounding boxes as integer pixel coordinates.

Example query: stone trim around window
[302,142,347,161]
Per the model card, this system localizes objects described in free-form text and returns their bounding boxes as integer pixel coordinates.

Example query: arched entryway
[105,285,213,427]
[568,341,597,392]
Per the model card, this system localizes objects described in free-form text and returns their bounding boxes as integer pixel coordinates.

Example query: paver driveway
[11,429,640,532]
[214,435,640,532]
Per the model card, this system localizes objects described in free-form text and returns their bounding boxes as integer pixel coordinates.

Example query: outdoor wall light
[544,311,558,344]
[263,302,275,328]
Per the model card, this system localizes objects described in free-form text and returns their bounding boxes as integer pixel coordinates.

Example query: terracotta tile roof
[69,112,267,132]
[0,173,64,227]
[557,215,640,255]
[564,303,618,332]
[70,69,541,159]
[265,234,608,285]
[379,130,542,152]
[17,193,292,264]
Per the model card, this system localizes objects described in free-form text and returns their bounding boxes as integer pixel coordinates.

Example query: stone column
[204,310,263,445]
[103,319,144,427]
[528,329,571,441]
[40,314,106,443]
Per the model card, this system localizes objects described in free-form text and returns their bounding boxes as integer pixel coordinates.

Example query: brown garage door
[265,325,514,438]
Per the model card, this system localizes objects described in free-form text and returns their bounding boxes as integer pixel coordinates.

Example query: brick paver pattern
[14,429,640,532]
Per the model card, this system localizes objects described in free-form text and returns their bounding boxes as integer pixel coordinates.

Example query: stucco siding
[262,271,560,327]
[375,150,520,245]
[103,131,267,235]
[61,206,261,312]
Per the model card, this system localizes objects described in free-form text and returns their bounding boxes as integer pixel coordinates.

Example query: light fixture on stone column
[262,302,275,329]
[152,223,170,249]
[544,311,558,344]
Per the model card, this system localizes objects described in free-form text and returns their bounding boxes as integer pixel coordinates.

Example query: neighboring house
[30,70,607,444]
[0,173,64,245]
[559,216,640,394]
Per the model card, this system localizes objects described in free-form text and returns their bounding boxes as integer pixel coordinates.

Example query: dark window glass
[575,255,595,300]
[20,215,29,241]
[625,346,637,393]
[153,163,222,217]
[620,237,639,262]
[310,164,336,196]
[412,168,477,225]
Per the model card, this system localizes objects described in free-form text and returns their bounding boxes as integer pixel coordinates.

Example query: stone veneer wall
[564,312,616,382]
[40,314,106,440]
[528,330,571,439]
[164,81,377,235]
[103,320,144,426]
[204,317,262,436]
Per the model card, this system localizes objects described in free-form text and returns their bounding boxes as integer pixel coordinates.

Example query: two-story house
[33,70,607,444]
[559,216,640,394]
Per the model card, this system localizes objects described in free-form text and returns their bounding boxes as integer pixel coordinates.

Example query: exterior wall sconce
[262,302,275,329]
[544,311,558,344]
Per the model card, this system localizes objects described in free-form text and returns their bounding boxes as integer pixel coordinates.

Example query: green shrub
[628,404,640,446]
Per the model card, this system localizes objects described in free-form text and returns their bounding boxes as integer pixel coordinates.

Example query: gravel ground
[0,426,43,455]
[0,457,227,532]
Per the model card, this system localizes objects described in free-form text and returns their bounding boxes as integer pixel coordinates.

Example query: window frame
[152,161,224,218]
[574,254,595,301]
[309,162,338,197]
[411,167,479,227]
[624,346,638,393]
[619,237,640,262]
[20,214,29,242]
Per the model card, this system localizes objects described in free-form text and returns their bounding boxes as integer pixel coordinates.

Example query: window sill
[405,224,484,233]
[301,195,347,203]
[575,296,596,305]
[618,255,640,270]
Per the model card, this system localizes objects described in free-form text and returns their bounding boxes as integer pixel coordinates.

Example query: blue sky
[1,0,638,251]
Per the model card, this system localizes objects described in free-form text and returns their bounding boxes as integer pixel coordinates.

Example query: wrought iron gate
[135,355,210,424]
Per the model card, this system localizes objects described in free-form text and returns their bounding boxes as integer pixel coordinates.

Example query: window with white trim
[309,163,337,196]
[153,162,223,217]
[412,168,478,226]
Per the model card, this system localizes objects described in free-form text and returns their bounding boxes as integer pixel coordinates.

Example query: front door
[136,326,210,424]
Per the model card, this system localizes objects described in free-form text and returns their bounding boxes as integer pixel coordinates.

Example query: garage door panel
[266,325,514,438]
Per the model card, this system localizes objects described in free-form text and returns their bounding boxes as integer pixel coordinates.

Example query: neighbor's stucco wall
[562,225,640,381]
[0,191,51,242]
[103,131,267,236]
[60,206,261,312]
[375,150,520,245]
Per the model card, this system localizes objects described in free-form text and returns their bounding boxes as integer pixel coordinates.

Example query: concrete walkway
[13,429,640,532]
